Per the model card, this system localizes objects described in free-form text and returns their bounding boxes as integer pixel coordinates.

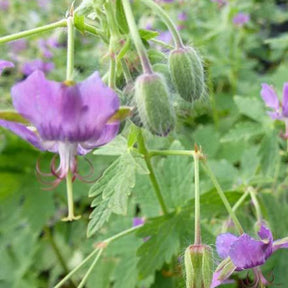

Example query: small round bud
[169,47,205,103]
[135,73,175,136]
[184,244,213,288]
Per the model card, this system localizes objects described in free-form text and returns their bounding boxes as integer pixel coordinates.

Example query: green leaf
[74,13,85,33]
[139,29,159,40]
[258,131,279,176]
[116,0,129,34]
[157,141,193,208]
[136,212,187,279]
[87,151,149,237]
[93,135,128,156]
[234,95,266,123]
[0,110,29,124]
[221,121,265,142]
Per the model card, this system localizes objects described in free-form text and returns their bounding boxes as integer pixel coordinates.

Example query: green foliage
[88,151,149,237]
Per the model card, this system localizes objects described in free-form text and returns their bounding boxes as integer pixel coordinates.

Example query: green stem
[53,225,141,288]
[62,171,81,221]
[232,190,249,212]
[248,187,262,223]
[0,19,67,44]
[120,58,133,83]
[77,249,104,288]
[141,0,184,49]
[201,161,244,235]
[66,16,75,82]
[193,151,201,245]
[137,131,169,214]
[149,149,195,157]
[105,1,120,88]
[44,227,77,288]
[150,38,174,50]
[122,0,153,74]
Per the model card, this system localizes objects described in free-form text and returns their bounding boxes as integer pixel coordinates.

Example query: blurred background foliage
[1,0,288,287]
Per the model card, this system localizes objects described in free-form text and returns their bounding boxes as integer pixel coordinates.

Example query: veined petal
[11,71,120,143]
[76,71,120,140]
[0,119,43,150]
[216,233,238,259]
[11,70,62,126]
[258,224,273,243]
[0,60,14,75]
[79,123,120,154]
[282,83,288,117]
[260,83,279,111]
[229,234,272,269]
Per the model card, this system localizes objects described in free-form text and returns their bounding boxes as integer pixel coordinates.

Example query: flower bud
[184,244,213,288]
[169,47,205,103]
[135,73,175,136]
[122,83,143,127]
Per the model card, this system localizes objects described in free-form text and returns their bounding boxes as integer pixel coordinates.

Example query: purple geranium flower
[21,59,54,76]
[133,217,145,227]
[260,83,288,138]
[0,60,14,75]
[233,12,250,27]
[211,224,288,287]
[0,0,9,11]
[0,71,120,188]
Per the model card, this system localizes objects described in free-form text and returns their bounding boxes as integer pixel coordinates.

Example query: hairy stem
[54,225,141,288]
[0,19,67,44]
[122,0,153,74]
[201,161,244,234]
[62,171,81,221]
[66,16,75,82]
[193,149,201,245]
[141,0,184,48]
[44,227,77,288]
[137,131,169,215]
[77,249,104,288]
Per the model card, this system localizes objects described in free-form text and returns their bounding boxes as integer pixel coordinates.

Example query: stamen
[36,158,53,177]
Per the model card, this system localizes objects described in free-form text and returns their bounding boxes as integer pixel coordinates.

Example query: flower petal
[216,233,238,259]
[11,71,120,143]
[79,123,120,154]
[282,83,288,117]
[0,120,43,150]
[260,83,279,111]
[258,224,273,243]
[0,60,14,75]
[229,234,272,269]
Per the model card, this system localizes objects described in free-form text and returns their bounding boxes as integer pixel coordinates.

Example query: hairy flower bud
[135,73,175,136]
[184,244,213,288]
[169,47,205,103]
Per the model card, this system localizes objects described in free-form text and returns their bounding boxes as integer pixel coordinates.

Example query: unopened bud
[135,73,175,136]
[184,244,213,288]
[169,47,205,103]
[122,83,143,127]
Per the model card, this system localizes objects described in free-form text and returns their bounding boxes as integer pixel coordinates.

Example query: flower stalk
[62,171,81,221]
[66,14,75,82]
[137,131,168,215]
[193,146,201,245]
[201,161,244,235]
[122,0,153,74]
[54,225,142,288]
[141,0,184,49]
[0,19,67,44]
